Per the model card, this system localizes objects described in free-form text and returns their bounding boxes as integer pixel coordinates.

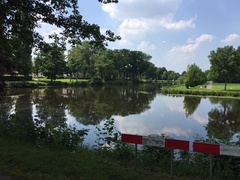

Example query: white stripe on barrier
[121,133,240,157]
[142,135,165,147]
[220,144,240,157]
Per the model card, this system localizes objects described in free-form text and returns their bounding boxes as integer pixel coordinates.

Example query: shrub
[4,75,32,81]
[90,76,104,86]
[0,115,89,150]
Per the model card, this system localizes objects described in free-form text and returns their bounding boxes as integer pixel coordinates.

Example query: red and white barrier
[122,134,189,151]
[122,133,240,157]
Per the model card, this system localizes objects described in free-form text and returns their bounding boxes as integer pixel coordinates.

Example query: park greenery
[1,0,240,179]
[1,0,240,94]
[0,114,240,179]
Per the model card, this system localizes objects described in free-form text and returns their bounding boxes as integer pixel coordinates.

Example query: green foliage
[4,75,32,81]
[90,76,105,85]
[95,118,120,148]
[34,119,89,150]
[0,115,88,150]
[1,0,120,97]
[6,81,39,88]
[184,63,207,88]
[94,118,135,162]
[209,46,240,90]
[140,144,171,169]
[34,40,66,81]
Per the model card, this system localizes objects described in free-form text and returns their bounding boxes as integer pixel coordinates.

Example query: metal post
[171,149,174,176]
[210,154,213,180]
[134,144,138,169]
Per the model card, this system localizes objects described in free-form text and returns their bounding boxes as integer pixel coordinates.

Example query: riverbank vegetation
[162,82,240,97]
[0,117,239,180]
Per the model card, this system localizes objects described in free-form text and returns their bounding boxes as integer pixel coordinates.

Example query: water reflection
[1,86,240,145]
[206,98,240,142]
[183,96,201,118]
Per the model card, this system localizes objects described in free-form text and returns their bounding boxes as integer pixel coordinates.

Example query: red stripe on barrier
[165,139,189,151]
[193,142,220,155]
[122,134,143,144]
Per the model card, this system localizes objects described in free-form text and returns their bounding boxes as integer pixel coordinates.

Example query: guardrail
[121,133,240,179]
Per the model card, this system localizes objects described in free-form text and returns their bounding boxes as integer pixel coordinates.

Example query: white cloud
[160,127,192,137]
[192,113,208,124]
[170,34,214,53]
[102,0,196,47]
[137,41,156,51]
[221,33,240,43]
[102,0,181,20]
[163,16,196,30]
[164,34,214,72]
[37,22,63,43]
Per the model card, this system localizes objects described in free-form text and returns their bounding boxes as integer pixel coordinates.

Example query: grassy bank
[1,136,239,180]
[162,82,240,97]
[5,78,171,88]
[6,78,90,88]
[0,115,239,179]
[0,137,190,180]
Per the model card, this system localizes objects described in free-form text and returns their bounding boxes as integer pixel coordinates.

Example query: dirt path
[206,82,213,89]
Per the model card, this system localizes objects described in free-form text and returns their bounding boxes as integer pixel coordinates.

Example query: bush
[0,115,89,150]
[90,76,104,86]
[7,81,38,88]
[4,75,32,81]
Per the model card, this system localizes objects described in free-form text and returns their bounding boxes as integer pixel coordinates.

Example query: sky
[39,0,240,73]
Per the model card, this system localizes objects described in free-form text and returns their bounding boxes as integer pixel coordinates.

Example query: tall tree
[34,36,66,81]
[95,49,117,80]
[67,41,104,78]
[208,46,240,90]
[0,0,120,98]
[184,63,206,88]
[9,9,33,76]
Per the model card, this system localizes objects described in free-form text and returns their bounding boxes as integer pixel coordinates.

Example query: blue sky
[39,0,240,73]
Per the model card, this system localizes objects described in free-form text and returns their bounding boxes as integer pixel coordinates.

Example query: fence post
[210,154,213,180]
[134,144,138,169]
[171,149,174,176]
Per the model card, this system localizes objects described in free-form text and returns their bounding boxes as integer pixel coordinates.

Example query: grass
[6,78,90,88]
[211,83,240,91]
[0,137,190,180]
[163,82,240,97]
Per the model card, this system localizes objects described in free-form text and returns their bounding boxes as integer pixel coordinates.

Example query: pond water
[1,85,240,146]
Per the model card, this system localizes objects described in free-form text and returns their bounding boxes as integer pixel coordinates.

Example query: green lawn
[211,83,240,91]
[0,137,189,180]
[163,82,240,97]
[172,82,240,91]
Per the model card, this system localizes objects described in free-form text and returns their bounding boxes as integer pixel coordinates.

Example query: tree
[67,41,104,78]
[0,0,120,97]
[183,96,201,117]
[184,64,207,88]
[34,37,66,81]
[156,67,167,80]
[208,46,240,90]
[8,9,33,76]
[95,49,117,80]
[67,45,84,80]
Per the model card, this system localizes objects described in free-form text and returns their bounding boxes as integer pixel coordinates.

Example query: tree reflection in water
[1,86,240,144]
[206,98,240,142]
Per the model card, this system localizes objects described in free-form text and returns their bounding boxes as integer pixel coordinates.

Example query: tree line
[1,0,240,95]
[0,0,119,98]
[33,41,181,82]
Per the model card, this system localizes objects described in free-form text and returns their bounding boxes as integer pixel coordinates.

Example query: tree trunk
[224,78,227,90]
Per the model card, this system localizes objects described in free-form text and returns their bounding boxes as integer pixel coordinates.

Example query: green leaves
[184,63,207,88]
[208,46,240,90]
[34,42,66,81]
